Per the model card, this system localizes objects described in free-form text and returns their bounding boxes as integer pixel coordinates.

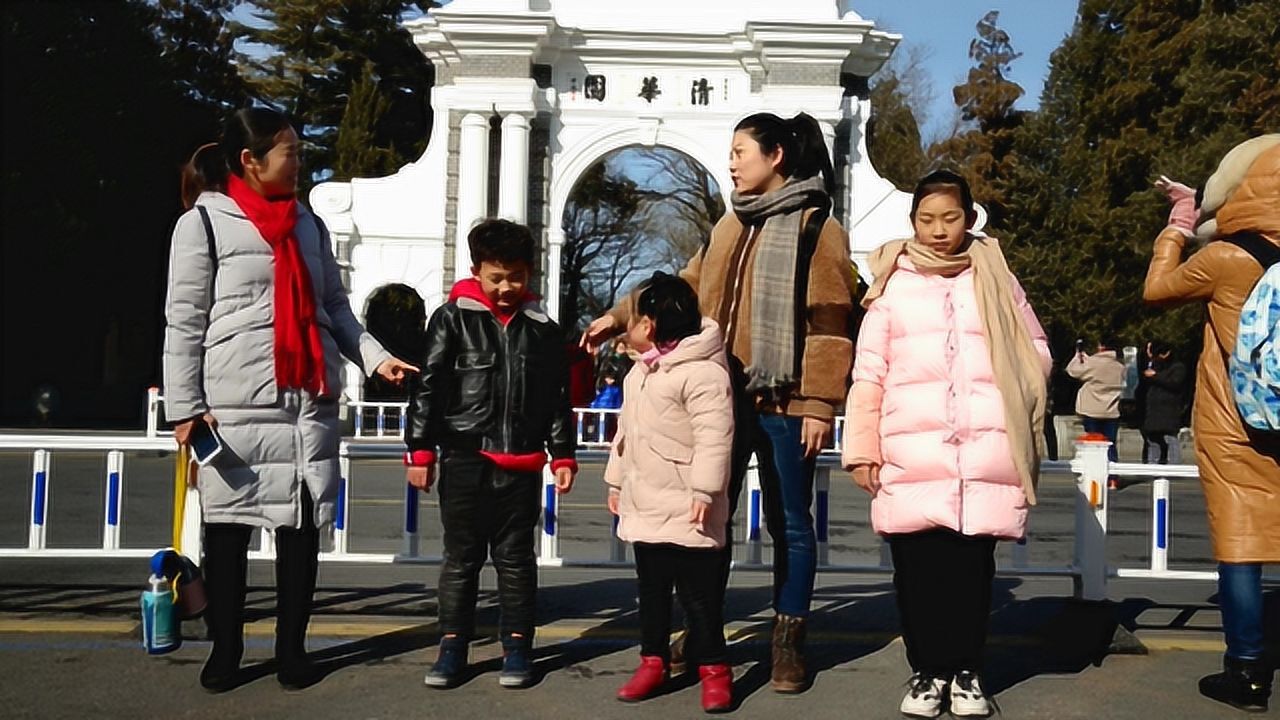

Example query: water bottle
[140,574,181,655]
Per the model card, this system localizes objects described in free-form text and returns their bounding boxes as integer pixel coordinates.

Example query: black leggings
[887,528,997,676]
[634,542,727,665]
[203,487,319,663]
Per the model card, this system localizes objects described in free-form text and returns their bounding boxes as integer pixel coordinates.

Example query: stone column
[498,113,530,223]
[545,226,565,323]
[455,112,490,279]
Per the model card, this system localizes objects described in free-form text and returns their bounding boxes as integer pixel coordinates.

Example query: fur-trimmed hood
[1196,134,1280,241]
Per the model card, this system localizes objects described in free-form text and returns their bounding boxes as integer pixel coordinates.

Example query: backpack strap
[1223,231,1280,270]
[792,206,831,377]
[196,205,216,266]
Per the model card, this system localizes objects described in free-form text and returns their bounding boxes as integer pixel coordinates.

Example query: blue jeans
[754,414,818,617]
[1219,562,1265,660]
[1082,417,1119,464]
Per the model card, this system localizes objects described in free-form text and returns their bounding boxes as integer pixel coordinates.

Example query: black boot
[1199,656,1272,712]
[274,513,322,690]
[200,523,251,693]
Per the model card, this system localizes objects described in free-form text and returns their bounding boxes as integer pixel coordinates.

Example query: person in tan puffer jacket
[1144,134,1280,712]
[605,272,735,712]
[1066,339,1127,464]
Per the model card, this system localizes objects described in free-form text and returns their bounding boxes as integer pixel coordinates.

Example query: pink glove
[1156,176,1197,237]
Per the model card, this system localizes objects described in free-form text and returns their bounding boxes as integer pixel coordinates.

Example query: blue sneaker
[499,634,534,688]
[424,636,467,689]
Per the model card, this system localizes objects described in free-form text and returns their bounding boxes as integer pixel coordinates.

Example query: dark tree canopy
[2,1,225,426]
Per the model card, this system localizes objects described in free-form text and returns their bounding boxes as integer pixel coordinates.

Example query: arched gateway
[311,0,927,399]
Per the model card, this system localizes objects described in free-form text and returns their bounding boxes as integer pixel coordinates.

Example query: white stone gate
[311,0,932,398]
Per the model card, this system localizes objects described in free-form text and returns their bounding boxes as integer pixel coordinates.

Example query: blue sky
[852,1,1080,140]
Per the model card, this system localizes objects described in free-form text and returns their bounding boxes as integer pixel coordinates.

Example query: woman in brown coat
[582,112,858,692]
[1144,134,1280,712]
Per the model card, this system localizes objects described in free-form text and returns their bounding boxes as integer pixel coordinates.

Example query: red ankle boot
[617,655,668,702]
[699,663,733,713]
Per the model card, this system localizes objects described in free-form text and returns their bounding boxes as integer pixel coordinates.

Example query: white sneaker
[900,673,948,718]
[949,670,993,717]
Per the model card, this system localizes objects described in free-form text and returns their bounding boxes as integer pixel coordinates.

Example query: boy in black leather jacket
[404,219,577,689]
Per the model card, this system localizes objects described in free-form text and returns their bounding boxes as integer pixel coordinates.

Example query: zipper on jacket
[501,318,513,451]
[723,224,759,349]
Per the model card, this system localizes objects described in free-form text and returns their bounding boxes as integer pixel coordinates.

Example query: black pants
[634,542,727,665]
[436,455,540,638]
[203,487,319,663]
[887,529,997,676]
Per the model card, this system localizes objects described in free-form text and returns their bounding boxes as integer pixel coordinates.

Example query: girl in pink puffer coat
[843,171,1052,719]
[604,272,735,713]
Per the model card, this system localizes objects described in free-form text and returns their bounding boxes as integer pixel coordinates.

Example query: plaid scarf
[730,175,830,394]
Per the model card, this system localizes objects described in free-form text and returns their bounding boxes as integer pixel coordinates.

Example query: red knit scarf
[226,174,328,397]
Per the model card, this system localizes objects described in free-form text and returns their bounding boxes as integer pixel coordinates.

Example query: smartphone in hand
[189,417,224,466]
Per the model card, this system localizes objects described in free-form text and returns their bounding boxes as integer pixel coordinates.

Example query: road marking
[0,617,1229,652]
[0,619,139,634]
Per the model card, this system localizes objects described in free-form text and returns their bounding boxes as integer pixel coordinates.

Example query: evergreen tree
[233,1,434,188]
[333,61,399,180]
[868,70,930,191]
[929,10,1026,229]
[151,0,250,110]
[1001,0,1279,368]
[2,1,225,426]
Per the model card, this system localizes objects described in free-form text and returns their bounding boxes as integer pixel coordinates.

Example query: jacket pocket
[646,433,694,464]
[447,352,496,431]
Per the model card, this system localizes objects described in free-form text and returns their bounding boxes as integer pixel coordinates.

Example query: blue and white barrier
[1151,477,1169,574]
[540,466,561,567]
[402,481,419,559]
[334,450,351,556]
[815,468,831,567]
[29,449,49,551]
[102,450,124,551]
[5,411,1272,598]
[745,463,763,566]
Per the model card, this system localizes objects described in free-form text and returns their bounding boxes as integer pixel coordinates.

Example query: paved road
[0,564,1276,719]
[3,428,1277,718]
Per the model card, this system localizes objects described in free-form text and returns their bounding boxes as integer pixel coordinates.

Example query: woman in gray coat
[164,108,416,692]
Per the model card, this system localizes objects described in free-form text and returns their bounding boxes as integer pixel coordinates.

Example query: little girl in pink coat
[843,171,1052,719]
[604,272,735,713]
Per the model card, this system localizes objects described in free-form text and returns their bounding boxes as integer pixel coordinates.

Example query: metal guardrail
[8,393,1272,600]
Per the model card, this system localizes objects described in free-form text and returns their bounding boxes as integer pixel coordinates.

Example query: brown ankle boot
[669,628,689,675]
[770,614,807,693]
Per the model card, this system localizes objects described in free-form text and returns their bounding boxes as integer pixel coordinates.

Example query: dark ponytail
[733,111,835,194]
[180,142,227,210]
[179,107,294,209]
